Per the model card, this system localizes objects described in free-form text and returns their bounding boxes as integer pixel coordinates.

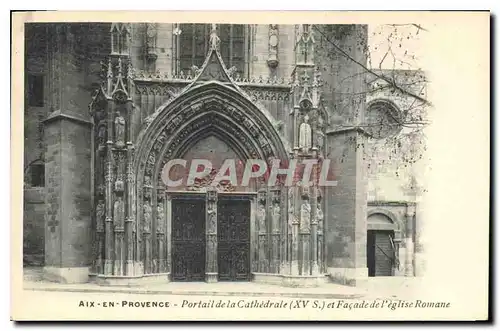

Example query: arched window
[24,160,45,188]
[111,23,131,55]
[365,100,403,139]
[175,24,249,78]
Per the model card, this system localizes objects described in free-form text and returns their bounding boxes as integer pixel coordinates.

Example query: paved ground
[14,268,435,321]
[21,267,423,301]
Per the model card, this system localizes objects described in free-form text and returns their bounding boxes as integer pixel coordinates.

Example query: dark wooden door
[217,199,251,281]
[367,230,394,277]
[171,198,206,281]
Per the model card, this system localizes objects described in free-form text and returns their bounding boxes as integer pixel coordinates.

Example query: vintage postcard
[11,11,490,321]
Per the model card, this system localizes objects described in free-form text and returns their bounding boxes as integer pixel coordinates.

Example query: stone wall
[22,23,423,283]
[23,188,45,266]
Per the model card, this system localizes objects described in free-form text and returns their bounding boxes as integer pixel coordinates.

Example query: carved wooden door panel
[217,199,251,281]
[374,230,394,277]
[171,198,206,281]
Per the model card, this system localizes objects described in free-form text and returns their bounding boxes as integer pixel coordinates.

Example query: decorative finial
[117,57,123,77]
[127,60,133,80]
[209,23,220,51]
[312,66,321,87]
[107,57,113,78]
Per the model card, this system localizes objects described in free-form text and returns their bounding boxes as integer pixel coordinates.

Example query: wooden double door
[171,196,251,282]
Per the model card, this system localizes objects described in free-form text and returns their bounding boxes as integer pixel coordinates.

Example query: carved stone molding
[241,86,291,102]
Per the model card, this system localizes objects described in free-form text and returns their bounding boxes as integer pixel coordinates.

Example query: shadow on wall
[23,187,45,266]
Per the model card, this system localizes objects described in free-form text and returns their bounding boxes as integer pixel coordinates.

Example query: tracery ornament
[111,23,131,56]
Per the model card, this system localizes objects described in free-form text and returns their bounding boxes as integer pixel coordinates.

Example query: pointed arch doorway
[132,82,289,283]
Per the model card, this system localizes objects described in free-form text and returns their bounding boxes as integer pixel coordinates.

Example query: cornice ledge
[43,110,92,126]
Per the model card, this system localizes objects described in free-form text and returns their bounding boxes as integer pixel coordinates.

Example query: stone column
[405,204,416,277]
[414,203,424,276]
[257,189,268,273]
[205,188,218,282]
[142,182,153,274]
[166,194,172,275]
[104,103,115,276]
[290,184,300,275]
[42,24,96,283]
[299,185,311,275]
[317,192,324,273]
[156,188,166,273]
[270,190,281,273]
[43,113,93,283]
[325,129,368,285]
[112,151,126,276]
[310,185,319,275]
[125,99,135,276]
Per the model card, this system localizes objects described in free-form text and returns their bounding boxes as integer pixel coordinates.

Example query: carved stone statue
[299,115,312,152]
[316,204,324,232]
[97,124,106,148]
[317,130,325,153]
[96,199,105,231]
[143,202,152,233]
[300,199,311,232]
[156,203,165,233]
[258,201,266,232]
[207,206,216,232]
[316,192,324,231]
[272,202,281,232]
[113,196,125,228]
[114,111,126,147]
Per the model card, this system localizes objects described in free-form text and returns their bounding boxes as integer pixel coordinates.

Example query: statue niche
[156,202,165,233]
[299,185,311,232]
[113,195,125,228]
[299,114,312,153]
[143,202,152,233]
[257,191,267,233]
[114,111,126,148]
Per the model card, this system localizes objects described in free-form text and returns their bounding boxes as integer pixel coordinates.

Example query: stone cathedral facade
[23,23,423,286]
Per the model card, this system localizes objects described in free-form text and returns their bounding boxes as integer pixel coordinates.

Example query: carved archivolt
[132,83,290,238]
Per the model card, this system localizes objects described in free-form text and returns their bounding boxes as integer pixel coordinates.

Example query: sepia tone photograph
[11,11,490,321]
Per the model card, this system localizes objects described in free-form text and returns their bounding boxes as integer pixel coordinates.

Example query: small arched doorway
[367,213,399,277]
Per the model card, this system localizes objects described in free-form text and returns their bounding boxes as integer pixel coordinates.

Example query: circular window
[365,100,402,139]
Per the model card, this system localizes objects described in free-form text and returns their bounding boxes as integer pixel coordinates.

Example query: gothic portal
[26,23,394,287]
